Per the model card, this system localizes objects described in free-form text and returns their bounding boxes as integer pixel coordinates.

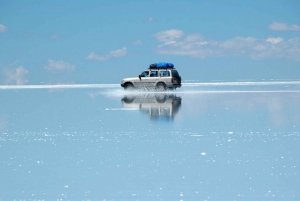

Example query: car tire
[124,83,134,90]
[156,82,166,91]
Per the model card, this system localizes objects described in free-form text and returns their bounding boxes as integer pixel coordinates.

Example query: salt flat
[0,82,299,200]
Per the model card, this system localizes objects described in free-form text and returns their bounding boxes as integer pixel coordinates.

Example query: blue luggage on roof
[149,62,174,69]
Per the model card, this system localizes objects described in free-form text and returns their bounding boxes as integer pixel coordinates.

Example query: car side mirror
[138,75,141,80]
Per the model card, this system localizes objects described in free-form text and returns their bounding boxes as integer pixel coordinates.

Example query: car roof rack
[148,62,175,69]
[148,67,175,70]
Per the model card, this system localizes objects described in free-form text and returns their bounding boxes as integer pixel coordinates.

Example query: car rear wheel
[156,82,166,91]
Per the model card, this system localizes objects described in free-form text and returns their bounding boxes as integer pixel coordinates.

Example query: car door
[159,70,171,86]
[147,70,159,87]
[134,71,149,87]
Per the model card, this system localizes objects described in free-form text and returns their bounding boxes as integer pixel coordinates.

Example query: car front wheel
[124,83,134,90]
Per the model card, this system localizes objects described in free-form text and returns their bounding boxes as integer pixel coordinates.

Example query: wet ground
[1,81,300,200]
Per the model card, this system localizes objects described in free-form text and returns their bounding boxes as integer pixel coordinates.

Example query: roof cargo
[149,62,174,69]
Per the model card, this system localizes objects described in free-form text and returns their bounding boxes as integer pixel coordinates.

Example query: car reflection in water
[121,94,182,122]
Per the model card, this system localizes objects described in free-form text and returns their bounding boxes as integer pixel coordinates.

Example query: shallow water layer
[1,82,300,200]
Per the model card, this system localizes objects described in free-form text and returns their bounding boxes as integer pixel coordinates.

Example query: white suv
[121,62,181,90]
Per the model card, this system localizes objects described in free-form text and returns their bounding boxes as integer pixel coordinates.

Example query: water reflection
[121,94,181,122]
[1,85,300,200]
[180,91,300,131]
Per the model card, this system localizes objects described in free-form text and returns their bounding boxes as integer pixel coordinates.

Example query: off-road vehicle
[121,62,181,91]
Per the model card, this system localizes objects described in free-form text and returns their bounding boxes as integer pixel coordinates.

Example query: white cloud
[45,59,76,71]
[85,47,127,61]
[133,40,142,45]
[154,29,300,60]
[153,29,184,42]
[266,37,284,44]
[108,47,127,58]
[185,34,204,42]
[268,22,300,31]
[221,37,257,49]
[85,52,106,61]
[3,66,28,85]
[0,24,7,33]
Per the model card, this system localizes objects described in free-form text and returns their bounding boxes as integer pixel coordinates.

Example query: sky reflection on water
[0,83,300,200]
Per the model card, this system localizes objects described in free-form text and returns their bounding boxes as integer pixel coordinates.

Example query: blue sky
[0,0,299,84]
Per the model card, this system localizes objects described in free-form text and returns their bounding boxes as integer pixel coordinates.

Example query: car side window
[150,71,158,77]
[160,71,170,77]
[171,70,179,77]
[140,71,149,77]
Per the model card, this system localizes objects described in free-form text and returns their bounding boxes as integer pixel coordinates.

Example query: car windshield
[171,70,179,77]
[140,71,149,77]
